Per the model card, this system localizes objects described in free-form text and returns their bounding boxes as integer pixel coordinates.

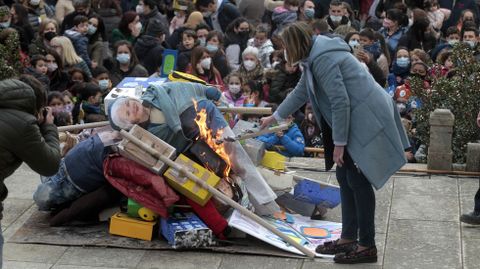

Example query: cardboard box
[118,125,176,174]
[261,151,286,171]
[293,179,341,208]
[109,212,157,241]
[257,167,293,192]
[160,212,214,248]
[163,154,220,206]
[104,77,166,114]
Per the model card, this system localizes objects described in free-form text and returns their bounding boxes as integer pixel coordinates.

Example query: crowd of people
[1,0,479,159]
[0,0,480,264]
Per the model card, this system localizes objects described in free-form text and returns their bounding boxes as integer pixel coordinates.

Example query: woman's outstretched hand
[260,115,277,129]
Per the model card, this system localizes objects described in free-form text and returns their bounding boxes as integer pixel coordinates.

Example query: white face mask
[30,0,40,6]
[243,60,256,71]
[448,39,459,46]
[272,61,280,68]
[135,22,142,33]
[200,57,212,69]
[330,15,342,22]
[136,5,144,14]
[229,84,241,94]
[47,63,58,72]
[465,40,477,48]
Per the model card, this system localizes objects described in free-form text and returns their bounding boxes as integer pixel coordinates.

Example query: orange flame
[193,100,231,177]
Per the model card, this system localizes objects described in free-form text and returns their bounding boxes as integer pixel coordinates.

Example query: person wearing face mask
[379,8,409,57]
[398,9,437,53]
[92,66,112,96]
[107,40,148,86]
[326,0,350,31]
[237,46,264,83]
[64,15,92,68]
[388,47,411,89]
[112,11,142,45]
[9,4,35,53]
[86,15,107,70]
[298,0,315,22]
[247,24,274,69]
[206,30,230,79]
[224,17,251,71]
[134,19,166,75]
[45,49,70,92]
[137,0,170,39]
[269,57,301,105]
[25,0,55,34]
[29,19,58,56]
[167,11,204,50]
[169,5,187,35]
[60,0,96,34]
[195,0,241,33]
[462,27,479,52]
[272,0,300,36]
[187,46,224,89]
[71,82,106,123]
[222,73,245,107]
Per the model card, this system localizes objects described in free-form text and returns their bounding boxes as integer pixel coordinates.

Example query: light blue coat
[275,35,409,189]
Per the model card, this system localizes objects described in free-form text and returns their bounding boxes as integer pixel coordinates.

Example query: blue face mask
[396,57,410,68]
[98,79,110,91]
[348,40,359,48]
[304,8,315,19]
[206,44,218,53]
[116,53,130,64]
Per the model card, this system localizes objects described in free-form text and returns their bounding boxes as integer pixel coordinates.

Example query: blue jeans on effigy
[336,152,376,247]
[33,159,85,211]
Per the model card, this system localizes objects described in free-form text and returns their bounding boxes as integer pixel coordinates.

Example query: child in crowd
[247,24,274,69]
[62,91,74,114]
[177,29,198,72]
[299,103,323,157]
[64,15,92,68]
[257,113,305,157]
[71,82,106,124]
[222,73,245,127]
[92,66,113,95]
[25,54,50,87]
[243,80,269,123]
[272,0,299,36]
[67,68,90,91]
[444,26,460,46]
[48,91,65,116]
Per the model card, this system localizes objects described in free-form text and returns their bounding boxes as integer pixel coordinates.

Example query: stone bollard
[427,109,455,170]
[466,143,480,172]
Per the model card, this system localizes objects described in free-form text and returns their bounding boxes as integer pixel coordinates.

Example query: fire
[193,100,231,177]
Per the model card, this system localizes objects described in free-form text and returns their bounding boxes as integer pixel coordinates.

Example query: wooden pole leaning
[218,107,272,115]
[57,121,110,132]
[119,129,316,258]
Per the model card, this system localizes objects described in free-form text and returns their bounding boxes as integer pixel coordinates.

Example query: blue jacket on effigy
[141,82,222,151]
[256,123,305,157]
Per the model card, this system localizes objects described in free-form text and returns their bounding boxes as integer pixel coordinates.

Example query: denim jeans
[336,152,376,247]
[33,159,84,211]
[474,178,480,213]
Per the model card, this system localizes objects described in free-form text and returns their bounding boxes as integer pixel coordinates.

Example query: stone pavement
[2,159,480,269]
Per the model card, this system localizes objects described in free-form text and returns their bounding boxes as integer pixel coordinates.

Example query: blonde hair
[281,22,313,64]
[39,18,59,35]
[51,36,83,66]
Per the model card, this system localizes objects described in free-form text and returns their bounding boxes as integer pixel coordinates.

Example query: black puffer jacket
[0,79,61,219]
[134,35,165,75]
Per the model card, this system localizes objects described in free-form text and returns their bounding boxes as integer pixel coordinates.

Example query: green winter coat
[0,79,61,219]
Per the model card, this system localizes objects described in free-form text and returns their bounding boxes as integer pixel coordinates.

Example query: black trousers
[475,178,480,213]
[336,152,376,247]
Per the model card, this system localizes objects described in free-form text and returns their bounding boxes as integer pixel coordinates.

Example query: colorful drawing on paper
[228,210,342,257]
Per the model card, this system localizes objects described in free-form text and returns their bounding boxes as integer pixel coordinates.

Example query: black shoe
[315,239,357,255]
[334,245,378,264]
[460,212,480,225]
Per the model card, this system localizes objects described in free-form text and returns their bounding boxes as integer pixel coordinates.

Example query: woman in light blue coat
[261,22,409,264]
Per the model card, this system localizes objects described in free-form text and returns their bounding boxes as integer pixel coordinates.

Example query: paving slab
[55,247,145,268]
[52,266,126,269]
[458,178,479,197]
[3,260,53,269]
[383,219,461,269]
[393,177,458,197]
[136,250,222,269]
[4,243,67,264]
[462,238,480,269]
[218,254,303,269]
[1,199,33,230]
[4,163,41,200]
[302,261,382,269]
[390,192,459,222]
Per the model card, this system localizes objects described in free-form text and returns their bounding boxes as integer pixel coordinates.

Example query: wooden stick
[119,129,316,258]
[218,107,272,115]
[398,168,480,176]
[222,124,290,143]
[57,121,110,132]
[275,146,324,154]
